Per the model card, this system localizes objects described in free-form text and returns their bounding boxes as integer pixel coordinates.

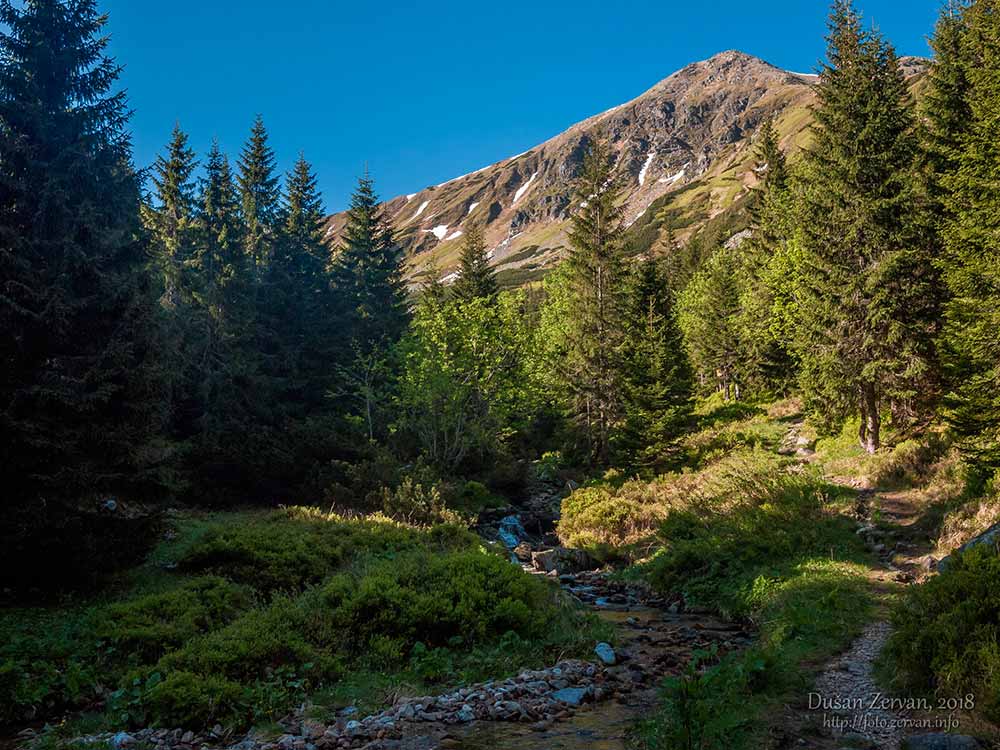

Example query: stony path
[810,622,903,749]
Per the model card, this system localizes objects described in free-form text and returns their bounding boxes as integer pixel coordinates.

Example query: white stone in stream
[594,642,616,665]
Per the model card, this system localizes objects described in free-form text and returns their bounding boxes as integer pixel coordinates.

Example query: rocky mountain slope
[324,50,927,287]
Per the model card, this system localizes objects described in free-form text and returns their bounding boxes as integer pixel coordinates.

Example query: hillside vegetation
[3,0,1000,748]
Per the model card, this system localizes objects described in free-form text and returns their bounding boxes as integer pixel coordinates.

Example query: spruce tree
[619,255,693,470]
[739,119,798,396]
[560,135,628,465]
[143,124,199,307]
[748,117,788,225]
[677,245,744,400]
[794,1,935,452]
[263,153,337,412]
[332,173,409,440]
[199,140,246,305]
[0,0,166,578]
[237,115,281,273]
[142,125,206,447]
[452,223,498,302]
[939,0,1000,466]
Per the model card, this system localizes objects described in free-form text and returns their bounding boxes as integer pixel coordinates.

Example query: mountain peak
[325,50,826,286]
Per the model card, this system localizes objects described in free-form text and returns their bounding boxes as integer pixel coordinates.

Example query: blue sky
[100,0,942,212]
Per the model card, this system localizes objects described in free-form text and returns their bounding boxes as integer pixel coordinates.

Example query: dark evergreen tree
[142,125,206,451]
[452,223,498,302]
[793,0,934,452]
[262,153,337,413]
[199,140,246,308]
[237,115,281,274]
[618,255,693,471]
[939,0,1000,467]
[332,173,409,440]
[143,124,199,307]
[560,135,627,465]
[0,0,166,583]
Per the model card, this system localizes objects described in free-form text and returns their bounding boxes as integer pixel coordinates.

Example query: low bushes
[885,545,1000,723]
[176,507,478,592]
[632,451,872,749]
[2,508,597,732]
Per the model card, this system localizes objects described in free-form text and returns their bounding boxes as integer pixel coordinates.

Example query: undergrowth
[0,508,604,734]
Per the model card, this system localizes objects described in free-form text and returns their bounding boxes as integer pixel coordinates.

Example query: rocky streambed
[64,490,753,750]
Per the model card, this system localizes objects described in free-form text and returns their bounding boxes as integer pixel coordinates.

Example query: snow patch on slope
[409,200,430,221]
[446,230,464,241]
[424,224,449,241]
[658,165,688,185]
[638,151,656,186]
[467,201,480,215]
[512,172,538,205]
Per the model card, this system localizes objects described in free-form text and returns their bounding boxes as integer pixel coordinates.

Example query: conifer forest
[2,1,1000,748]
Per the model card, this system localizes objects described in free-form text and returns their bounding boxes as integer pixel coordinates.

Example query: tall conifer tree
[560,135,627,465]
[794,0,933,452]
[332,173,409,440]
[237,115,281,273]
[939,0,1000,466]
[619,256,693,470]
[452,223,498,302]
[143,124,199,307]
[0,0,165,574]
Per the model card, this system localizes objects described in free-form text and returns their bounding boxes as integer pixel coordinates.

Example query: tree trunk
[858,382,879,454]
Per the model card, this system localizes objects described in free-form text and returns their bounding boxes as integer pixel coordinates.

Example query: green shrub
[0,609,101,723]
[314,549,548,662]
[177,508,478,592]
[886,545,1000,722]
[640,645,771,750]
[156,594,336,682]
[136,671,243,729]
[378,477,461,525]
[93,577,251,664]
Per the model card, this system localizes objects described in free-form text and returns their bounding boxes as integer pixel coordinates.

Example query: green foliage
[554,134,628,464]
[886,546,1000,722]
[617,256,694,471]
[452,223,499,302]
[1,508,598,731]
[0,0,169,587]
[314,549,549,657]
[640,645,769,750]
[677,245,744,400]
[396,291,540,470]
[177,508,476,592]
[237,115,281,272]
[378,477,462,525]
[93,577,252,665]
[793,0,937,453]
[937,0,1000,469]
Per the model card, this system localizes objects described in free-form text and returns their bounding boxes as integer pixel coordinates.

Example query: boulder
[939,522,1000,572]
[111,732,135,750]
[551,687,588,706]
[512,542,533,563]
[531,547,596,574]
[594,642,616,666]
[902,735,981,750]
